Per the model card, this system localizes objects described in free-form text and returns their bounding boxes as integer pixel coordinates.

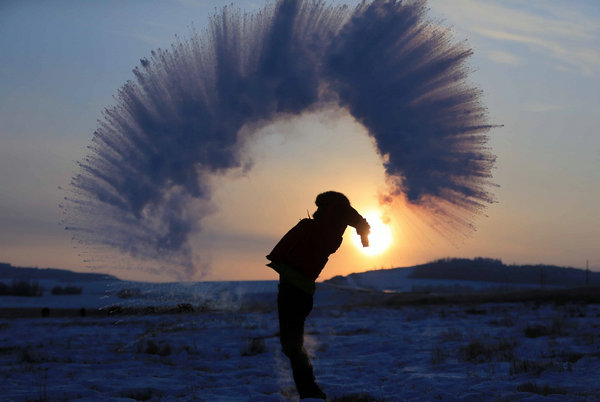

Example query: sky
[0,0,599,282]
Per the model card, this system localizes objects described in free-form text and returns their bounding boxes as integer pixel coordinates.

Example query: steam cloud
[64,0,496,279]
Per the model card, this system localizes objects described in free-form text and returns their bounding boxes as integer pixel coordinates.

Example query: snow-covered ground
[1,279,600,401]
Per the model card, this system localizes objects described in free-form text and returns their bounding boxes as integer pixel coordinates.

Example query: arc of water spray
[63,0,497,279]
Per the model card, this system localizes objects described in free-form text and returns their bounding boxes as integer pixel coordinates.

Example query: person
[266,191,370,400]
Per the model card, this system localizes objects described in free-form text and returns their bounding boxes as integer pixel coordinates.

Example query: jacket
[266,205,368,288]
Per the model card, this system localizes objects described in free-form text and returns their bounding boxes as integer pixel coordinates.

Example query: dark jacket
[266,205,368,283]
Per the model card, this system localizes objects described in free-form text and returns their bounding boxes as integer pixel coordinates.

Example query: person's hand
[358,219,370,247]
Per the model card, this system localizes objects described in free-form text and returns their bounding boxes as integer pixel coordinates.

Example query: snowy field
[1,279,600,401]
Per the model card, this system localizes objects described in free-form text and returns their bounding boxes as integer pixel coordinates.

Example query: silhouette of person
[267,191,370,400]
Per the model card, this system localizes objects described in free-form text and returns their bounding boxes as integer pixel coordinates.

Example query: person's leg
[278,282,326,399]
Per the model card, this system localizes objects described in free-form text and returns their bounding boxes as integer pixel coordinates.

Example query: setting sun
[353,210,393,256]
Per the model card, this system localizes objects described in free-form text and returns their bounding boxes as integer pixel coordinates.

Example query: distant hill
[0,263,119,282]
[325,258,598,291]
[409,258,598,287]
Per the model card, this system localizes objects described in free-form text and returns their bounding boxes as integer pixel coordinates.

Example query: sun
[352,210,393,256]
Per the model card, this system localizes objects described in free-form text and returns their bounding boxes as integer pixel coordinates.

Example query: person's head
[313,191,350,220]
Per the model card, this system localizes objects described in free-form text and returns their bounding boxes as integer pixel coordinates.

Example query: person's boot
[290,353,327,400]
[299,382,326,400]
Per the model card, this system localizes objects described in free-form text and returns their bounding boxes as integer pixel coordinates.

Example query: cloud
[430,0,600,75]
[485,50,522,66]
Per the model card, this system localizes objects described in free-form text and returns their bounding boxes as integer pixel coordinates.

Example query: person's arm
[346,207,370,247]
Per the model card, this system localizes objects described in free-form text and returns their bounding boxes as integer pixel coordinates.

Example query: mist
[64,0,496,279]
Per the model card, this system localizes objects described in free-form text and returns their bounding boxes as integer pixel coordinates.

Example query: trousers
[277,281,324,398]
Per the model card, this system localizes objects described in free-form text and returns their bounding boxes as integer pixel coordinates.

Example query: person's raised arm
[346,206,370,247]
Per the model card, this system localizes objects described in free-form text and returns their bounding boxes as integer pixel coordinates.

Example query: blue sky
[0,0,598,281]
